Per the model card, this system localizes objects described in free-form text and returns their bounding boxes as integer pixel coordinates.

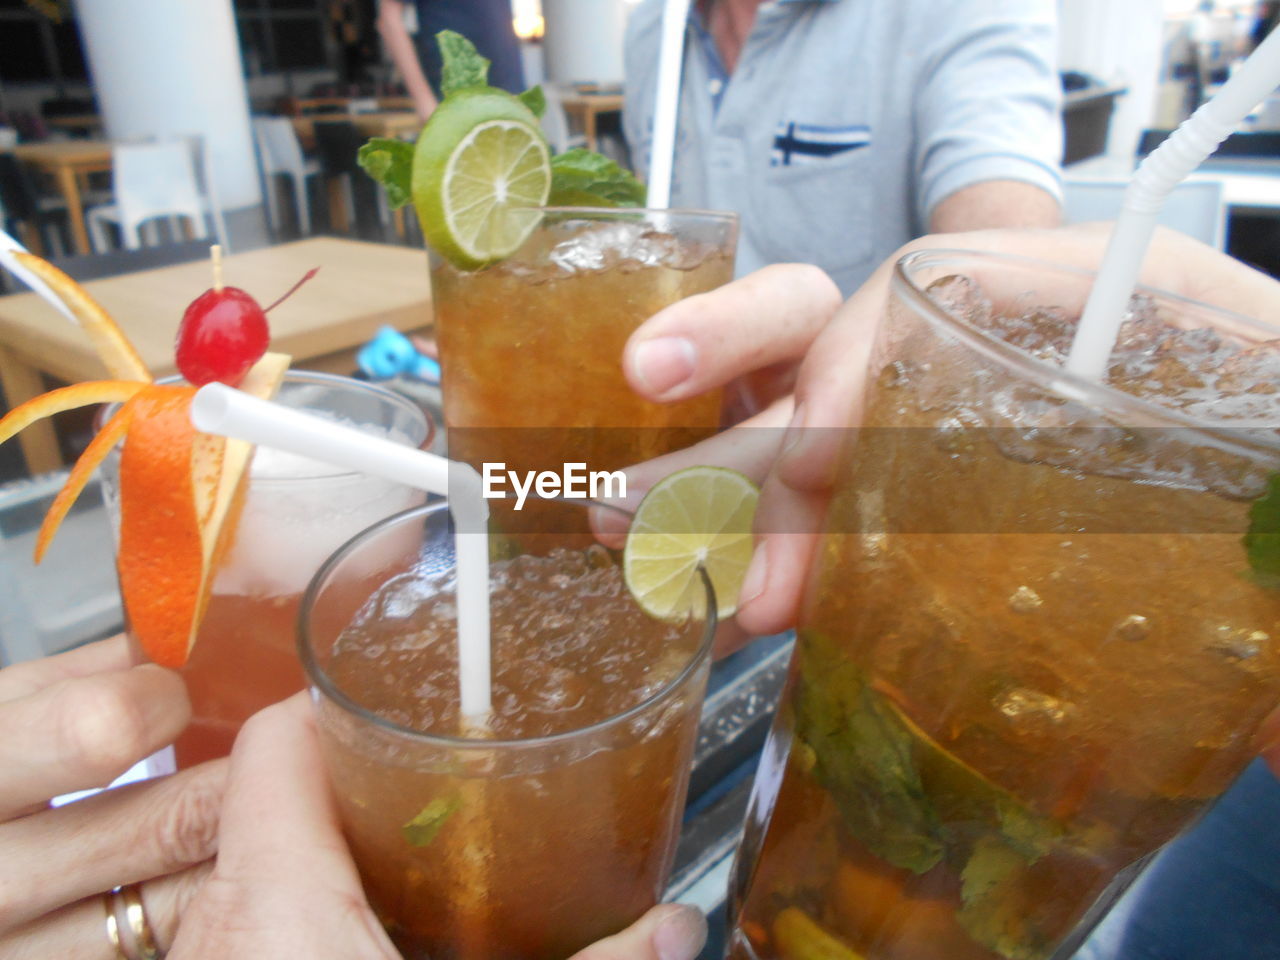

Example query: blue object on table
[357,325,440,384]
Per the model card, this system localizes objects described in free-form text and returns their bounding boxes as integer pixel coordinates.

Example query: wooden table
[558,92,624,152]
[13,140,113,256]
[291,111,423,151]
[0,237,432,474]
[44,114,104,135]
[289,96,416,115]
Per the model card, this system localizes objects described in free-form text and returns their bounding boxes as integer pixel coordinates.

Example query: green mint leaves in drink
[401,794,461,847]
[1245,473,1280,586]
[549,148,645,208]
[357,138,414,210]
[956,836,1053,960]
[518,85,547,119]
[793,630,1098,958]
[793,632,943,874]
[359,30,646,266]
[439,28,491,94]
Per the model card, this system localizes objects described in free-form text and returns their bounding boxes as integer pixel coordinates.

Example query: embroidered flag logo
[771,122,871,167]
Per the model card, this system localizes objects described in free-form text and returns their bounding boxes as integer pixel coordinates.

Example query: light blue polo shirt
[624,0,1063,294]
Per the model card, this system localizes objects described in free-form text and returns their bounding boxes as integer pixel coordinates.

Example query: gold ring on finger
[103,883,162,960]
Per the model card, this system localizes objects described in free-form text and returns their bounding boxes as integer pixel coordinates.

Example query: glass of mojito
[299,499,716,959]
[728,250,1280,960]
[432,207,737,531]
[102,371,430,767]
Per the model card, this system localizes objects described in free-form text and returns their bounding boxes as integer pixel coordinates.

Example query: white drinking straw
[0,230,79,326]
[646,0,692,209]
[1065,26,1280,380]
[191,382,494,721]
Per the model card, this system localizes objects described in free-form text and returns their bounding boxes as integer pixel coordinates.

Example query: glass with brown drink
[300,500,716,959]
[431,207,737,532]
[729,250,1280,960]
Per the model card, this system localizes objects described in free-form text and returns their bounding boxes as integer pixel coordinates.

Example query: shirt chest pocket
[748,140,875,274]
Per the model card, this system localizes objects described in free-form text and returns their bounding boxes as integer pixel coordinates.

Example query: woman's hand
[0,634,222,958]
[170,693,708,960]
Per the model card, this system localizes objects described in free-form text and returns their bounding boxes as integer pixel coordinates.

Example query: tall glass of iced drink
[299,500,716,960]
[432,207,737,531]
[729,250,1280,960]
[102,371,430,767]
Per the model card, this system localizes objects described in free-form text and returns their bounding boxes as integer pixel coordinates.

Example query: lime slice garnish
[412,88,551,269]
[623,466,760,621]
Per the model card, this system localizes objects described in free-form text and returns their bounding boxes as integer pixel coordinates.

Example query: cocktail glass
[431,207,737,533]
[101,371,431,767]
[299,499,716,960]
[728,250,1280,960]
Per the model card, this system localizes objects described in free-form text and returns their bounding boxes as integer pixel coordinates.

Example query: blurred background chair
[0,152,70,257]
[184,134,229,250]
[313,120,389,240]
[86,137,225,252]
[253,116,320,237]
[1061,178,1227,250]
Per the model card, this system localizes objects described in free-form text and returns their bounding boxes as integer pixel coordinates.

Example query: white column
[74,0,261,211]
[542,0,629,85]
[1058,0,1165,164]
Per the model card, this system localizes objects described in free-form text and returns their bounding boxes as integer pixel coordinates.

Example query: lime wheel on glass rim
[412,87,551,270]
[623,466,760,621]
[358,30,646,271]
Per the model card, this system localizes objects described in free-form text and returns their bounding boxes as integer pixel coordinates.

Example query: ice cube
[1215,339,1280,397]
[994,687,1073,724]
[1000,308,1075,363]
[1108,614,1151,643]
[1208,625,1269,665]
[1007,585,1043,614]
[925,274,993,329]
[1112,295,1167,354]
[549,222,644,271]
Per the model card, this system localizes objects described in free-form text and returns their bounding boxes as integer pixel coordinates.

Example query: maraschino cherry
[175,246,268,386]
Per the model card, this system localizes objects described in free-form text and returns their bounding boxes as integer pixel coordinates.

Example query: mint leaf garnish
[793,631,943,873]
[956,837,1051,960]
[357,138,414,210]
[518,85,546,119]
[1246,473,1280,585]
[548,148,646,208]
[439,30,490,95]
[402,795,460,847]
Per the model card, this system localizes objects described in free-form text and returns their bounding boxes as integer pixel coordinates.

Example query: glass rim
[893,247,1280,438]
[98,370,433,483]
[529,205,740,225]
[297,500,719,751]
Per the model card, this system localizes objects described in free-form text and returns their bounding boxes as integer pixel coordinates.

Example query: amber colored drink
[729,252,1280,960]
[432,208,736,532]
[104,373,429,767]
[300,502,716,960]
